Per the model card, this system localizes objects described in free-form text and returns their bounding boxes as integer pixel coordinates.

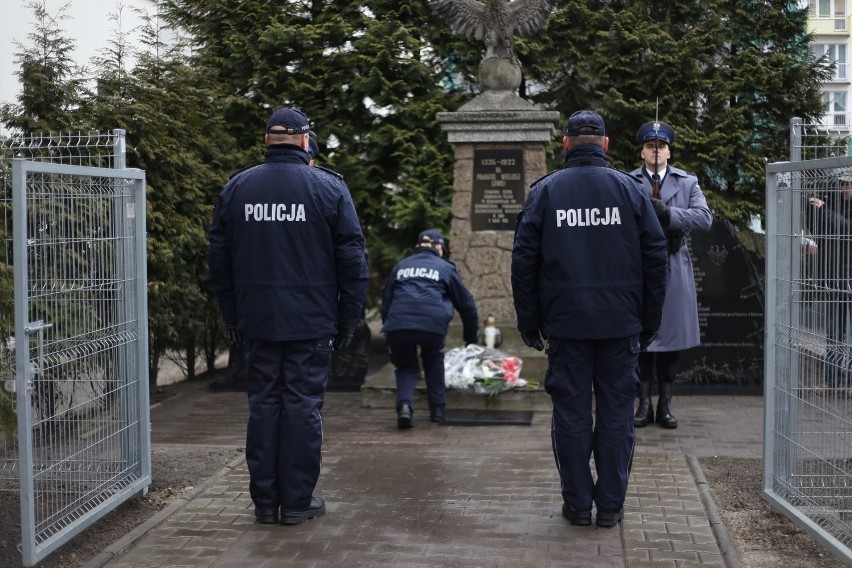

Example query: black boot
[656,382,678,429]
[634,380,654,428]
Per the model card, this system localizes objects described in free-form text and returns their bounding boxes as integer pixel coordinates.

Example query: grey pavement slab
[92,380,764,568]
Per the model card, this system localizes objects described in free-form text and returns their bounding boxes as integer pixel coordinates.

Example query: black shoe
[430,405,445,423]
[255,506,279,524]
[397,404,413,429]
[281,496,326,525]
[561,503,592,526]
[596,508,623,528]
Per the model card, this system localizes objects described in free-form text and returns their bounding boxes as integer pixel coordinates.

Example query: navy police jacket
[207,145,369,341]
[381,247,479,344]
[511,145,668,340]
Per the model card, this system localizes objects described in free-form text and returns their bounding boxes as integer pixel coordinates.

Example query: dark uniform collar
[415,247,442,259]
[563,145,608,168]
[264,144,311,165]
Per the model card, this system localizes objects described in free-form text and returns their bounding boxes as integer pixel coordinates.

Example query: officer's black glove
[639,330,658,351]
[225,323,243,345]
[651,198,671,227]
[520,330,545,352]
[333,328,355,351]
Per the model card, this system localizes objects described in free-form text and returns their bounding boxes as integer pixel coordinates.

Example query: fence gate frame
[11,158,149,566]
[764,153,852,565]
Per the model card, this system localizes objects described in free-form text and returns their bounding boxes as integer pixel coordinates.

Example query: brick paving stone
[94,388,766,568]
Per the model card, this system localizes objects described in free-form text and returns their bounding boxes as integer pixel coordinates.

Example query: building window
[813,44,848,80]
[824,91,847,125]
[815,0,846,17]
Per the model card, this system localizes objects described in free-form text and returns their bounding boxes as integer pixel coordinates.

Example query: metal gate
[1,133,149,566]
[764,153,852,564]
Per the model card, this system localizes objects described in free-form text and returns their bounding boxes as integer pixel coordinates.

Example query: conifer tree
[89,6,237,387]
[529,0,829,223]
[0,0,87,133]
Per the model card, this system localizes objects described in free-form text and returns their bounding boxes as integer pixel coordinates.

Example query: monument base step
[360,362,553,412]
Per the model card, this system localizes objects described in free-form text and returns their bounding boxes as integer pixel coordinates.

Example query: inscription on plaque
[471,149,525,231]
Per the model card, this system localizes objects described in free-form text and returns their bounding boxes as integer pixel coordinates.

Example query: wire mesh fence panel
[765,156,852,564]
[0,131,126,494]
[790,117,852,161]
[1,132,149,567]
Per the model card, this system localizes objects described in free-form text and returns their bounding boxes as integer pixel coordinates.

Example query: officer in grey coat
[629,121,712,429]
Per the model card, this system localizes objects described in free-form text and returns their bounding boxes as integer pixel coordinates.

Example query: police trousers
[243,336,333,510]
[385,330,445,411]
[545,335,640,512]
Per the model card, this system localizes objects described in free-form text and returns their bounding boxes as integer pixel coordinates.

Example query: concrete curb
[82,453,247,568]
[687,454,743,568]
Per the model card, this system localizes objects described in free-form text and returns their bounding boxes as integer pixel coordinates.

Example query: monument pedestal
[436,91,560,327]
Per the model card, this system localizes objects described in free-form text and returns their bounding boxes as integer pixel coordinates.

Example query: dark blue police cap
[636,121,675,146]
[266,107,311,134]
[566,110,606,136]
[418,229,444,246]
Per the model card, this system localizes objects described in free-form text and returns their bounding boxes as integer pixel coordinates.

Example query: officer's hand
[333,328,355,351]
[651,198,671,226]
[520,330,545,351]
[639,330,657,351]
[225,323,243,345]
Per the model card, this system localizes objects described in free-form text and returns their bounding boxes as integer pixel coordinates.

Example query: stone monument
[432,0,560,325]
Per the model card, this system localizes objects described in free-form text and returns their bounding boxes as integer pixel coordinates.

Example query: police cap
[636,121,675,146]
[267,107,311,134]
[566,110,606,136]
[418,229,444,246]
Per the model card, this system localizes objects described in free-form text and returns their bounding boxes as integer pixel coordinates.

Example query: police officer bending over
[208,107,369,525]
[512,110,667,528]
[381,229,478,429]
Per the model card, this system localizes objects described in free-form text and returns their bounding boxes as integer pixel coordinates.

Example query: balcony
[810,15,851,36]
[816,112,852,132]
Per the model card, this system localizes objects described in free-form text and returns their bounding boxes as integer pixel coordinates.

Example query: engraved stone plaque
[471,148,525,231]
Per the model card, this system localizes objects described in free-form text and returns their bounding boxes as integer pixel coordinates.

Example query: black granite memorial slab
[440,409,533,426]
[677,215,764,393]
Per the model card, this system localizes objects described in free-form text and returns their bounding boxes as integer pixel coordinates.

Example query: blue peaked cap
[636,121,675,146]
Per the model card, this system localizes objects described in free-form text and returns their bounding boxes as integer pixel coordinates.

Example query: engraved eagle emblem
[430,0,555,60]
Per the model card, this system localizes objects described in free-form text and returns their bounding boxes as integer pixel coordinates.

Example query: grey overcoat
[628,165,713,351]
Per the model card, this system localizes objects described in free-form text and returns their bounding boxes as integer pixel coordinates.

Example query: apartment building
[810,0,852,129]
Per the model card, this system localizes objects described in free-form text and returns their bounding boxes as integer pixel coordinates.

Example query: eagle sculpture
[430,0,555,60]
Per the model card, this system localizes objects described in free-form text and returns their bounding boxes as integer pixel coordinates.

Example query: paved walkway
[84,374,763,568]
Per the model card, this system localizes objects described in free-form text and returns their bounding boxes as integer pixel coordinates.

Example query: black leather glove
[639,330,658,351]
[333,328,355,351]
[225,323,243,345]
[651,198,671,227]
[520,330,545,351]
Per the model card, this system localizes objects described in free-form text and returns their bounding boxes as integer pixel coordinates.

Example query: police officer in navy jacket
[381,229,478,428]
[512,110,667,528]
[208,107,369,526]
